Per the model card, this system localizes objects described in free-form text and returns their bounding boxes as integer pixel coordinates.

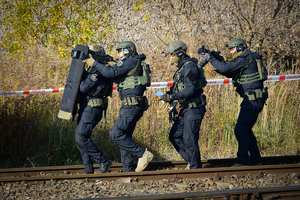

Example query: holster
[181,94,207,109]
[88,97,108,107]
[121,96,149,111]
[80,97,108,108]
[243,87,268,101]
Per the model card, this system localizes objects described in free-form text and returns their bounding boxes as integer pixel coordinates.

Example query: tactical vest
[94,79,113,97]
[232,56,268,87]
[115,59,151,90]
[173,61,207,93]
[85,73,113,98]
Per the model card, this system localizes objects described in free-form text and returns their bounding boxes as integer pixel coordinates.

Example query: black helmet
[89,44,106,56]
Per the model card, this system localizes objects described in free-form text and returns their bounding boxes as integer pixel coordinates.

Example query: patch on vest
[187,70,196,82]
[117,61,123,67]
[90,73,98,82]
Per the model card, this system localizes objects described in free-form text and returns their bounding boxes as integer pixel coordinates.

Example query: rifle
[197,45,225,63]
[71,46,116,64]
[168,101,178,123]
[89,51,116,65]
[166,85,178,123]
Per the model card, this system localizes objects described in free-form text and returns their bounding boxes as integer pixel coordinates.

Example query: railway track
[1,155,299,182]
[1,155,299,199]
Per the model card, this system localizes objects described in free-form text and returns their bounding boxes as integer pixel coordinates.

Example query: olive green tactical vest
[232,57,268,87]
[173,61,207,93]
[115,59,151,90]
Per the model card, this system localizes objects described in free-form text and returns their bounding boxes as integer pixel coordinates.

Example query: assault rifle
[167,89,178,123]
[168,101,177,123]
[197,45,225,63]
[71,46,116,65]
[89,50,116,65]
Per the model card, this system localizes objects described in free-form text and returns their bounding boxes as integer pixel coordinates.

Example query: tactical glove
[200,52,210,61]
[83,53,95,67]
[85,65,94,73]
[160,94,174,102]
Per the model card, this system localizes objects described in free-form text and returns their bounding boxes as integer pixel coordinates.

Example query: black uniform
[75,71,111,173]
[208,50,266,165]
[93,53,147,172]
[169,56,206,169]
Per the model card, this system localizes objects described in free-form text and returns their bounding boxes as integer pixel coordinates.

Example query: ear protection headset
[175,49,184,57]
[123,48,130,55]
[237,45,244,52]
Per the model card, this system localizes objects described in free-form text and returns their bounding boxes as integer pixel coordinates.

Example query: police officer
[83,41,153,172]
[75,44,113,174]
[160,40,207,169]
[200,38,268,166]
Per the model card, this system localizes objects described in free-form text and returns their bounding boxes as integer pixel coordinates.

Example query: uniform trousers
[75,105,108,173]
[109,104,145,172]
[169,104,206,169]
[234,97,265,165]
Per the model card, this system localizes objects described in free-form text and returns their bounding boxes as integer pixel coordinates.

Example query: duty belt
[121,96,145,106]
[81,97,108,108]
[243,87,268,101]
[181,94,207,109]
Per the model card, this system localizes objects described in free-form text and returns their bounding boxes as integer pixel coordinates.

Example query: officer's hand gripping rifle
[197,45,210,68]
[197,45,225,63]
[71,46,116,67]
[88,50,116,65]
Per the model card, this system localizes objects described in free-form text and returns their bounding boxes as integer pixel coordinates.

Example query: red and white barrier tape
[1,74,300,96]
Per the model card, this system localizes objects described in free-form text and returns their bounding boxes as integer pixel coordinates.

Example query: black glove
[200,53,211,61]
[160,94,174,102]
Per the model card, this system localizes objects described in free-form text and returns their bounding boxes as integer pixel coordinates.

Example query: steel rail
[0,163,299,183]
[1,155,299,179]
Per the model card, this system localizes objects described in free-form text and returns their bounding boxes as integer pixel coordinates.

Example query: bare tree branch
[273,0,283,19]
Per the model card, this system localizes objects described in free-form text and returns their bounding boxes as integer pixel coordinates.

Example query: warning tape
[1,74,300,96]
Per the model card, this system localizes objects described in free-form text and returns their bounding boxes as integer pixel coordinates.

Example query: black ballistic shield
[58,45,89,120]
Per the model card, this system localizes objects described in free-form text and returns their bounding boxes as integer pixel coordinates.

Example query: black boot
[82,171,93,174]
[98,160,112,173]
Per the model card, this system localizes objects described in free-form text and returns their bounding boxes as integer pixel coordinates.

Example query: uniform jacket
[171,56,203,104]
[78,71,110,103]
[209,50,264,97]
[93,53,146,100]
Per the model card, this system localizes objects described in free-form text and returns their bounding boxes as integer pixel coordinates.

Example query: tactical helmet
[168,40,187,54]
[116,41,137,53]
[226,38,248,49]
[89,44,106,56]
